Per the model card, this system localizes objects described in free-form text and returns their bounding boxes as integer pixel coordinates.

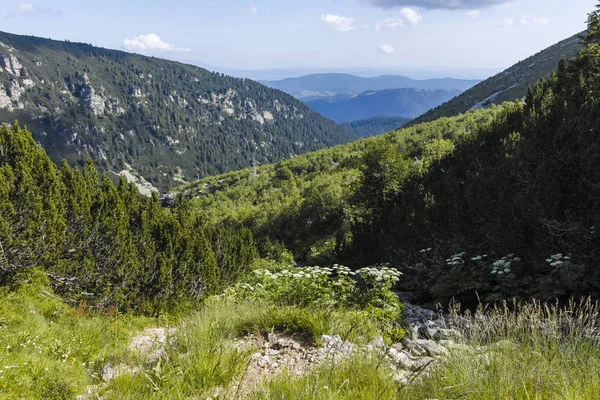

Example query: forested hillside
[0,31,356,191]
[411,32,582,125]
[341,116,411,137]
[180,106,504,267]
[182,23,600,306]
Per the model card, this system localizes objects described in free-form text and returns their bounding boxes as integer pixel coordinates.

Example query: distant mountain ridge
[0,30,356,191]
[305,88,461,123]
[261,73,479,100]
[341,116,412,138]
[411,33,583,125]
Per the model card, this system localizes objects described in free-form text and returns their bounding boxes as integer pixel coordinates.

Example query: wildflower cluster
[224,264,402,312]
[546,253,571,267]
[354,265,402,289]
[491,254,521,276]
[446,252,466,266]
[224,263,405,341]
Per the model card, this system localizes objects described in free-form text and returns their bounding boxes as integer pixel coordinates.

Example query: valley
[0,1,599,399]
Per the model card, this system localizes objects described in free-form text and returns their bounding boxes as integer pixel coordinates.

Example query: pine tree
[0,123,65,282]
[585,2,600,45]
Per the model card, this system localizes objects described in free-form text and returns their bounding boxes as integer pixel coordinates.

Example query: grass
[402,300,600,399]
[232,305,385,344]
[3,281,600,399]
[254,299,600,400]
[0,282,155,400]
[101,298,391,399]
[0,279,392,400]
[250,354,399,400]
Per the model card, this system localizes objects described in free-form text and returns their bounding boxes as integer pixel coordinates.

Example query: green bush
[223,264,404,342]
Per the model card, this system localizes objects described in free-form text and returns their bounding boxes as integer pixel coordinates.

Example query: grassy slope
[3,282,600,399]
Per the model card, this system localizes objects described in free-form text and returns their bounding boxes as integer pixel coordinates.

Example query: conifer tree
[0,123,65,282]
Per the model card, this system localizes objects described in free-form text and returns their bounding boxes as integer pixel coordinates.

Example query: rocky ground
[219,297,468,398]
[80,299,472,399]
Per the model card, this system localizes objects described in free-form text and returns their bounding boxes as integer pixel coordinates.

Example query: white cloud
[18,3,34,12]
[500,16,550,28]
[465,10,481,18]
[8,2,61,18]
[375,7,421,31]
[321,14,355,32]
[376,18,404,31]
[501,18,514,27]
[123,34,191,53]
[400,7,422,25]
[244,2,258,15]
[378,44,394,55]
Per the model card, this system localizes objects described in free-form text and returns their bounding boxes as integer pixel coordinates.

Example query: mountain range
[261,73,479,101]
[0,31,356,191]
[189,64,500,81]
[305,88,461,123]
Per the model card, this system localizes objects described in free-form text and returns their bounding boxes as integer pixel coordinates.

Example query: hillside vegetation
[181,106,505,267]
[0,31,356,190]
[183,20,600,305]
[341,116,411,137]
[2,3,600,399]
[4,277,600,399]
[0,122,262,314]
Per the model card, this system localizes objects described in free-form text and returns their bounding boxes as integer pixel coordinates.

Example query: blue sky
[0,0,596,78]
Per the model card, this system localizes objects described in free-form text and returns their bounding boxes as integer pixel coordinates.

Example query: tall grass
[4,281,600,399]
[103,298,390,399]
[257,299,600,400]
[0,283,154,399]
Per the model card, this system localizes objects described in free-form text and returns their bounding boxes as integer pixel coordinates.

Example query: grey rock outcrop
[1,54,22,76]
[0,84,11,109]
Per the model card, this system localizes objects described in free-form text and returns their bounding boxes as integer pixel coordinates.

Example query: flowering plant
[223,263,404,340]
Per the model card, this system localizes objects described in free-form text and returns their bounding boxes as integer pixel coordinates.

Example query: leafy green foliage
[366,26,600,304]
[224,264,404,342]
